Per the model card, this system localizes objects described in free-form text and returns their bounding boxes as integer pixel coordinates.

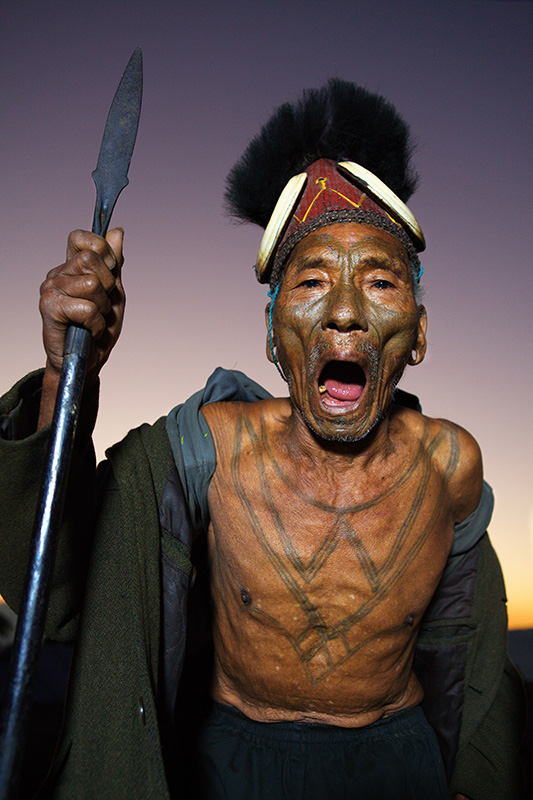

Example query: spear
[0,48,143,798]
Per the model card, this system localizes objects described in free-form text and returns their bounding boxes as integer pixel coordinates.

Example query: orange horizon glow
[507,589,533,630]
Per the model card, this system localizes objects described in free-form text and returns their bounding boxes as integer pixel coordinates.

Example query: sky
[1,0,532,628]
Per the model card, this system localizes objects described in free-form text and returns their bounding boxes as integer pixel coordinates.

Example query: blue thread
[267,283,287,382]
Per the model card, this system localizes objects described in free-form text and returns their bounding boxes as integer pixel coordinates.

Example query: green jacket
[0,370,525,799]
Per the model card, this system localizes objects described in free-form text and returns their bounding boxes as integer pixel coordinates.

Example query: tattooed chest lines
[213,413,460,683]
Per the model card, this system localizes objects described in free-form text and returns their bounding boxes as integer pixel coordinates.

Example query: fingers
[45,298,109,342]
[63,229,120,290]
[39,228,127,376]
[40,275,112,333]
[47,227,125,306]
[105,227,124,271]
[66,228,119,268]
[41,257,114,335]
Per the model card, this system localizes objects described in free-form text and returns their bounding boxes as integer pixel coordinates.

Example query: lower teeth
[319,385,327,394]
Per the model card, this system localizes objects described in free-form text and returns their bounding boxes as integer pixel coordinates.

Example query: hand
[37,228,125,428]
[453,794,472,799]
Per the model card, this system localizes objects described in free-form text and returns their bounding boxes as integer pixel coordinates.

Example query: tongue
[324,378,364,401]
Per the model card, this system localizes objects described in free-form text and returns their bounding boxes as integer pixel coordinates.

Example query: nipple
[240,588,252,606]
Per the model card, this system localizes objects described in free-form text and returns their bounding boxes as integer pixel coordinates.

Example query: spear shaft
[0,48,142,799]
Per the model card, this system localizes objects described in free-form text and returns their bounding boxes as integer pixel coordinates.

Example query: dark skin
[268,224,428,445]
[38,225,475,799]
[37,227,124,430]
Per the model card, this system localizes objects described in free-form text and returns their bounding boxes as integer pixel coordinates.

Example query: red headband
[256,158,424,284]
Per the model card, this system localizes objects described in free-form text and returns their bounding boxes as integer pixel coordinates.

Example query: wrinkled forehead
[280,221,414,287]
[290,222,410,261]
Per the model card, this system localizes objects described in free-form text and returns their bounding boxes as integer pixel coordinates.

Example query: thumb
[105,227,125,272]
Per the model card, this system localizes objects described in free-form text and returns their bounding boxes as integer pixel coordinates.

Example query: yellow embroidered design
[293,176,401,229]
[294,177,327,223]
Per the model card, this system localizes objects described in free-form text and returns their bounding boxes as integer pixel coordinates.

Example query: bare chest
[206,420,455,685]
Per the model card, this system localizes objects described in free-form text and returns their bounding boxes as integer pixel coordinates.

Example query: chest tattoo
[222,416,460,683]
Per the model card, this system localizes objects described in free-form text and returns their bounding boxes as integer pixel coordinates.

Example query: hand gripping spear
[0,48,143,799]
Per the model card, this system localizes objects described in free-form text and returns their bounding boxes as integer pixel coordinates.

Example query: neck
[282,401,395,472]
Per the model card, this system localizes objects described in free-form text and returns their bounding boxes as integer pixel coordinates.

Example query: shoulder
[392,407,483,523]
[201,397,291,445]
[202,397,291,427]
[426,415,483,523]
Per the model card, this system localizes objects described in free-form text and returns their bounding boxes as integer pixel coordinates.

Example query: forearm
[37,360,99,430]
[37,363,61,430]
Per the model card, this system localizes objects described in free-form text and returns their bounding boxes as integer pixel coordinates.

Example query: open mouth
[318,361,366,408]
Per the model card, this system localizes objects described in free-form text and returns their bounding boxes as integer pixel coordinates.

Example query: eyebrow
[290,250,409,280]
[358,255,409,279]
[288,254,336,274]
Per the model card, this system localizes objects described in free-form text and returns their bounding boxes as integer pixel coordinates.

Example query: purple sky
[1,0,532,626]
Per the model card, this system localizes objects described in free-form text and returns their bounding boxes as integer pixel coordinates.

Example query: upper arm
[444,423,484,524]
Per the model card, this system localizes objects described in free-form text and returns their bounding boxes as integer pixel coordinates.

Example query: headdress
[225,79,424,287]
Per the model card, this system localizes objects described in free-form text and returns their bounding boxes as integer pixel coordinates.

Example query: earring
[267,284,288,382]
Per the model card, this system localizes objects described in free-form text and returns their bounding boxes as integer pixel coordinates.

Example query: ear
[408,305,427,366]
[265,303,275,363]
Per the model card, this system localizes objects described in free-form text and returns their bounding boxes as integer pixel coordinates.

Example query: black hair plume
[225,79,418,228]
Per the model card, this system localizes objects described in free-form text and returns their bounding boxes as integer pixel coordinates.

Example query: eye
[299,278,322,289]
[372,279,395,290]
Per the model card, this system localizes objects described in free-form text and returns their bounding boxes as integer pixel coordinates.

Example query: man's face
[268,223,427,443]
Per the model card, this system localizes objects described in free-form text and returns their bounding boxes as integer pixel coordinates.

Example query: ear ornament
[267,283,288,382]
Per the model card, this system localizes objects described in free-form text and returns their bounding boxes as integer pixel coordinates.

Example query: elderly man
[0,81,523,799]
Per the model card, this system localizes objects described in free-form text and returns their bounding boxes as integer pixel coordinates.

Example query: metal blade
[91,47,143,237]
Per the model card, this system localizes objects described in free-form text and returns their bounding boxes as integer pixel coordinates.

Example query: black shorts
[197,703,448,800]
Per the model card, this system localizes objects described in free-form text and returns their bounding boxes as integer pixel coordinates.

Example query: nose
[322,280,368,333]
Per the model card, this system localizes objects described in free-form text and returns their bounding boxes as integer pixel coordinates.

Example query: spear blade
[92,46,143,237]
